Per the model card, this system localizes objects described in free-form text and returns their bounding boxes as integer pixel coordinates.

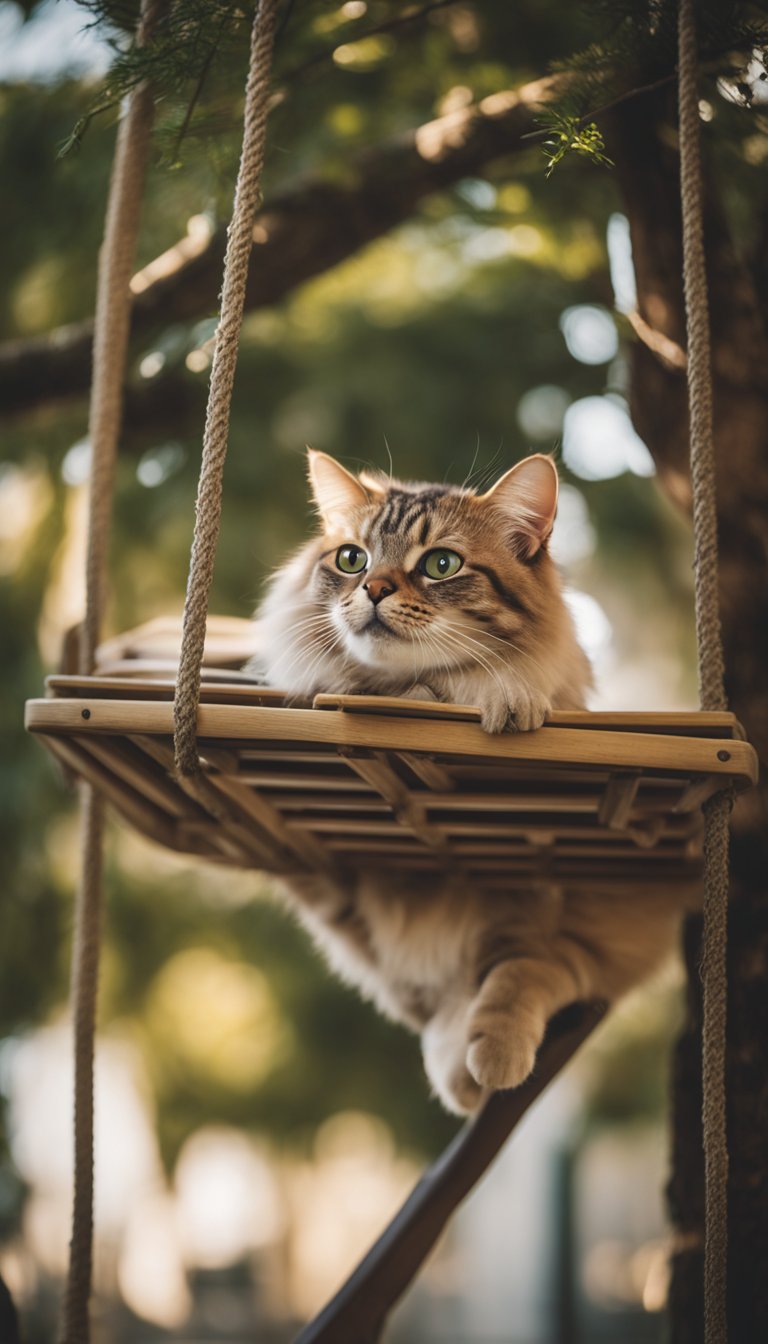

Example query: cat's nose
[364,574,398,605]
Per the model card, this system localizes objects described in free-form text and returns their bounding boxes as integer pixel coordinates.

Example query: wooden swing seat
[26,618,757,886]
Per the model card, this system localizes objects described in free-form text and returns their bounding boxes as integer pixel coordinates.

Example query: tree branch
[279,0,461,84]
[0,77,557,417]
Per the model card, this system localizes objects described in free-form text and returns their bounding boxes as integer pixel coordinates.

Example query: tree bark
[0,79,557,417]
[607,91,768,1341]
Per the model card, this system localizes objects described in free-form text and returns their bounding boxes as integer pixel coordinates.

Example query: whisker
[459,433,482,492]
[293,630,346,690]
[429,624,509,701]
[262,619,338,678]
[439,619,548,678]
[383,433,393,485]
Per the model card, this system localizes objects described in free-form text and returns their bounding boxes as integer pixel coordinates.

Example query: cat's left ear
[479,454,559,557]
[307,449,369,529]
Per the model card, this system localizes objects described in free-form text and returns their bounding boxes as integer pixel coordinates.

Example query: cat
[252,449,591,729]
[247,450,687,1114]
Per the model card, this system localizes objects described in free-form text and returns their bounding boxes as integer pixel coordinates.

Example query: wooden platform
[26,662,757,889]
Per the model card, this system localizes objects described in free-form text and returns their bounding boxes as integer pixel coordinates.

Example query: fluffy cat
[248,451,686,1114]
[253,450,591,729]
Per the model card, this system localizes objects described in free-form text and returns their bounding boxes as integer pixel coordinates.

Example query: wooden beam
[294,1002,607,1344]
[24,700,759,787]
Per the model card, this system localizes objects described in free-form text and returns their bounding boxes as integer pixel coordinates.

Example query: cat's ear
[307,449,369,529]
[479,454,559,557]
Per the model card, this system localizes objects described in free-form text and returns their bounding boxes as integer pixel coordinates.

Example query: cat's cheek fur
[337,625,421,675]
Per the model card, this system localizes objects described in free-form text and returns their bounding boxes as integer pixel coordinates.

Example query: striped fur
[251,451,593,731]
[248,454,688,1114]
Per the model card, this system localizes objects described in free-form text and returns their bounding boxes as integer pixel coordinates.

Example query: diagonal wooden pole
[294,1002,606,1344]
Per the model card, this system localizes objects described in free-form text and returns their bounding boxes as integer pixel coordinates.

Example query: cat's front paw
[512,689,550,733]
[479,687,550,734]
[400,682,439,703]
[466,1030,538,1092]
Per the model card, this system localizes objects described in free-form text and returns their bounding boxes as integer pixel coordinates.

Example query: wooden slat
[314,694,742,737]
[453,841,692,858]
[598,771,642,829]
[47,674,284,699]
[327,840,430,855]
[315,693,481,721]
[237,770,372,792]
[275,795,392,813]
[305,817,695,844]
[197,745,242,772]
[672,774,725,813]
[336,749,411,810]
[41,735,181,854]
[52,673,744,738]
[238,747,348,762]
[625,817,667,850]
[210,772,334,872]
[425,791,599,813]
[77,735,192,820]
[25,700,759,786]
[48,736,264,870]
[129,735,287,870]
[93,614,259,668]
[27,672,757,884]
[396,752,456,792]
[131,733,329,872]
[338,748,452,854]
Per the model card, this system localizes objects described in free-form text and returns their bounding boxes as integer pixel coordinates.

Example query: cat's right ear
[307,449,369,530]
[479,454,559,558]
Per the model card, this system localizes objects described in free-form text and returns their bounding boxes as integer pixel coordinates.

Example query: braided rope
[677,2,732,1340]
[62,3,165,1339]
[62,788,105,1344]
[173,0,280,779]
[80,1,165,675]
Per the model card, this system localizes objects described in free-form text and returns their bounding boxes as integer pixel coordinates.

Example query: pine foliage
[60,0,251,157]
[539,0,768,172]
[61,0,768,170]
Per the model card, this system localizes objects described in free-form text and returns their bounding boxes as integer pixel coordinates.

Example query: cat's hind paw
[426,1057,484,1115]
[466,1030,538,1092]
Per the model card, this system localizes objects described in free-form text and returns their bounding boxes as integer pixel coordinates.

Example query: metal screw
[717,749,730,762]
[81,708,91,720]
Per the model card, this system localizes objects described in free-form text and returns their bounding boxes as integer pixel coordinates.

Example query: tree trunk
[607,91,768,1340]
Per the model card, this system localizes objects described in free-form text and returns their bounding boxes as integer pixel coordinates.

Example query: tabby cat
[248,451,687,1114]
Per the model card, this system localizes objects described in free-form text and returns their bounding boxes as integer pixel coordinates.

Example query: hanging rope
[62,2,166,1339]
[79,0,165,678]
[677,1,732,1340]
[173,0,281,781]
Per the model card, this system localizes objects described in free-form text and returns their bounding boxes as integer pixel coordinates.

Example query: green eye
[336,544,368,574]
[421,548,463,580]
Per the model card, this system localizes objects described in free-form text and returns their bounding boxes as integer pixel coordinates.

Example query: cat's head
[304,449,562,677]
